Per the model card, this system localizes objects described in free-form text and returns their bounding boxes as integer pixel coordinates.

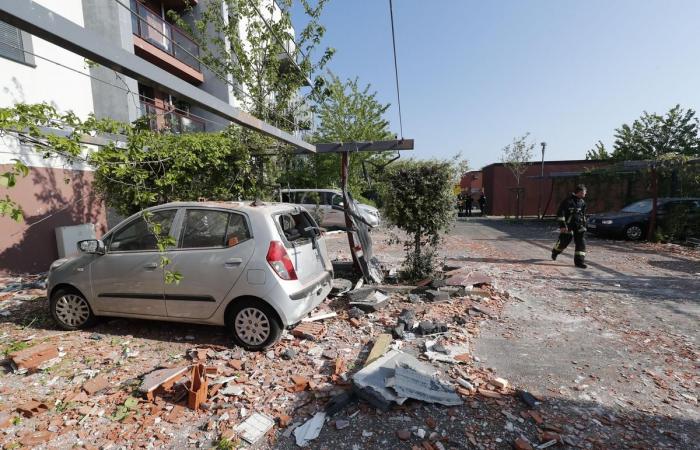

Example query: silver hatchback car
[47,202,333,350]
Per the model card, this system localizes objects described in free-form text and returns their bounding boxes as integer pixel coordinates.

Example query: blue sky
[292,0,700,169]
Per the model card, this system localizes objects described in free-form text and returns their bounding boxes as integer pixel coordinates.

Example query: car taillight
[266,241,298,280]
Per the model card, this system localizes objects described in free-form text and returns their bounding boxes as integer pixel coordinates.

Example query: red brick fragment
[478,388,502,399]
[514,437,533,450]
[349,318,361,328]
[529,410,543,424]
[396,429,411,440]
[291,322,325,340]
[228,359,243,371]
[187,364,208,410]
[290,375,309,392]
[540,431,561,443]
[19,431,53,446]
[425,417,436,429]
[278,414,292,428]
[8,343,58,371]
[83,375,110,395]
[17,400,48,418]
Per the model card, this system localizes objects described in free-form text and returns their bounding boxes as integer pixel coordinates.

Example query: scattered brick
[82,375,110,395]
[8,343,58,371]
[291,322,325,340]
[17,400,48,418]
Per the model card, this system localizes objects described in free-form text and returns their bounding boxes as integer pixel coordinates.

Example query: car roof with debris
[145,201,306,215]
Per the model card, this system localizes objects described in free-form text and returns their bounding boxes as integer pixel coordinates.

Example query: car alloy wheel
[234,307,271,347]
[626,225,643,240]
[54,293,91,328]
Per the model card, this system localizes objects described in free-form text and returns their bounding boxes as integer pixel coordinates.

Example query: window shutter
[0,20,25,63]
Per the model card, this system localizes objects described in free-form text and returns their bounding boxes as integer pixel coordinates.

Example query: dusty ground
[0,218,698,449]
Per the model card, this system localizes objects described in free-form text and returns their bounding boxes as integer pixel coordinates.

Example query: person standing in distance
[551,184,588,268]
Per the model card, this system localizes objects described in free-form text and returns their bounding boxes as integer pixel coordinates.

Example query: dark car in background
[587,198,700,241]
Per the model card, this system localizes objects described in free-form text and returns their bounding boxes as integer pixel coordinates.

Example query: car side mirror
[77,239,105,254]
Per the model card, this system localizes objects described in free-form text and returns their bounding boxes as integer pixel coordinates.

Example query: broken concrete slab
[386,364,462,407]
[235,412,274,445]
[352,350,444,410]
[302,312,337,322]
[8,343,58,371]
[139,366,190,401]
[294,411,326,447]
[348,289,389,312]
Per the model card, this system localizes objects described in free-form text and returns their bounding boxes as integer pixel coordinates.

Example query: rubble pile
[0,267,527,448]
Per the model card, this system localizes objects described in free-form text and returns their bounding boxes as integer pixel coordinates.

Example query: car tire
[227,298,281,351]
[50,288,98,330]
[624,224,644,241]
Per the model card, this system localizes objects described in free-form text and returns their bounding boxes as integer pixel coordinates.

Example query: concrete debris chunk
[425,289,449,302]
[139,366,190,401]
[348,289,390,312]
[352,350,412,410]
[387,364,462,406]
[8,343,58,371]
[424,340,470,364]
[235,412,274,445]
[294,411,326,447]
[492,377,509,390]
[302,312,337,322]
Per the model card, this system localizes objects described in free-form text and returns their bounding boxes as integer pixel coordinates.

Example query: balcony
[138,101,205,133]
[130,0,204,84]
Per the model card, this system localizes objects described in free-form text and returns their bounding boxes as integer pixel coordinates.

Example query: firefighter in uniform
[551,184,588,268]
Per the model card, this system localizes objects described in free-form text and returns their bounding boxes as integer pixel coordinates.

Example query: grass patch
[2,340,31,356]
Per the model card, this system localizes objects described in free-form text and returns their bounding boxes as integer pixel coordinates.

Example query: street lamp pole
[538,142,547,219]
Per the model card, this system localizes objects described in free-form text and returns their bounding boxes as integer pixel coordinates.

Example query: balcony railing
[130,0,201,71]
[139,101,205,134]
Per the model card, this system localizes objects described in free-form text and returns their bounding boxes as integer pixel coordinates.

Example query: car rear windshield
[276,210,319,244]
[622,199,653,213]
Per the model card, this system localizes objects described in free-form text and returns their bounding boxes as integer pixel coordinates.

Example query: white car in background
[280,189,380,229]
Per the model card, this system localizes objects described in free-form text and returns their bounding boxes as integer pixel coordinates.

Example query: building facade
[480,160,613,217]
[0,0,296,274]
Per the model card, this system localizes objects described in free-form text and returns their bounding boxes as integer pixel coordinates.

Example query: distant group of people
[458,191,487,217]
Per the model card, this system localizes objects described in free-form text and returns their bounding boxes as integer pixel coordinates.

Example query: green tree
[611,105,700,160]
[380,160,456,280]
[280,75,394,199]
[585,140,611,160]
[172,0,334,129]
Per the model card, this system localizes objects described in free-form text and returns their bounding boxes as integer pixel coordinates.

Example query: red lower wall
[481,161,613,216]
[0,166,108,275]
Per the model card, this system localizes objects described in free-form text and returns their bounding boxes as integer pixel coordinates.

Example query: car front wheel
[50,288,97,330]
[625,224,644,241]
[227,299,281,351]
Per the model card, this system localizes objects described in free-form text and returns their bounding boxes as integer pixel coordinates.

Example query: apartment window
[0,20,35,66]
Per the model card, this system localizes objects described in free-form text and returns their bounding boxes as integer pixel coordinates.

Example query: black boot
[575,261,587,269]
[551,251,558,261]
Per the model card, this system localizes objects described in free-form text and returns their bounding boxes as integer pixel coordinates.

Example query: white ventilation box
[55,223,96,258]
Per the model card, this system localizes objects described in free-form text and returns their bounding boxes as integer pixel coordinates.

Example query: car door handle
[224,258,243,267]
[144,263,158,270]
